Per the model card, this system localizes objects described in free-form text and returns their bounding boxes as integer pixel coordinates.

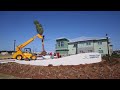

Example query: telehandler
[12,34,43,60]
[12,20,46,60]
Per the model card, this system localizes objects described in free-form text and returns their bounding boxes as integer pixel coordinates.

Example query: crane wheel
[31,55,37,60]
[16,55,22,60]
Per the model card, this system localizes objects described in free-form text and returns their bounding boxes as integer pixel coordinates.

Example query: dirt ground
[0,58,120,79]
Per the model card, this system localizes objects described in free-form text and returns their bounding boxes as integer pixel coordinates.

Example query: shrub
[111,53,120,58]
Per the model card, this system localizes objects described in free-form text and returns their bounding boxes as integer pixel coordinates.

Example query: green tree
[34,20,44,35]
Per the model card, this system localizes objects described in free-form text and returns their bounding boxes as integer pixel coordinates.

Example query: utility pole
[93,40,95,52]
[14,40,16,51]
[75,42,78,54]
[42,35,45,51]
[106,34,110,60]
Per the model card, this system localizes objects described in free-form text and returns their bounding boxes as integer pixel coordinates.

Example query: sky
[0,11,120,52]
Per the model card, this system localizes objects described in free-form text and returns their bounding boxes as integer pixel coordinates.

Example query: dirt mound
[0,58,120,79]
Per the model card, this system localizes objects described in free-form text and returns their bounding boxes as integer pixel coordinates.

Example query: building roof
[68,36,107,43]
[56,37,69,41]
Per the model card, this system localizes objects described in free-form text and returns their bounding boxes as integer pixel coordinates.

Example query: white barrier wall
[15,52,102,66]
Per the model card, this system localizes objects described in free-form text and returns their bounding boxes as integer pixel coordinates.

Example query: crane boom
[16,34,43,51]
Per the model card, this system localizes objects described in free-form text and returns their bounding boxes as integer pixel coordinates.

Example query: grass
[0,54,12,59]
[0,73,31,79]
[0,73,22,79]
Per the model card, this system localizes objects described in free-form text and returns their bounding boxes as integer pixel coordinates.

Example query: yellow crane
[12,20,46,60]
[12,34,43,60]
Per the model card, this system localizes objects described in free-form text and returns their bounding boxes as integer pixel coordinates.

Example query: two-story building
[55,37,113,56]
[55,37,69,56]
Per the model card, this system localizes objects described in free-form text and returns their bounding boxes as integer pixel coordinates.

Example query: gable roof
[68,36,107,43]
[56,37,69,41]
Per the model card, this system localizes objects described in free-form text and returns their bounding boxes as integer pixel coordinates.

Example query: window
[99,50,103,53]
[98,41,102,45]
[61,41,64,47]
[73,44,76,47]
[57,41,64,47]
[86,42,91,45]
[79,42,84,44]
[79,42,84,46]
[58,42,60,47]
[88,50,92,52]
[79,50,83,53]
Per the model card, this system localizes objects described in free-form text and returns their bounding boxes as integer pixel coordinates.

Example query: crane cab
[24,48,31,53]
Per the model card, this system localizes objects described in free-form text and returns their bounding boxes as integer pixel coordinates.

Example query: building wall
[68,44,76,55]
[56,50,68,56]
[56,40,68,50]
[109,45,113,55]
[77,47,94,53]
[68,39,113,56]
[78,41,94,48]
[68,41,95,54]
[94,40,108,55]
[56,39,69,56]
[77,41,94,53]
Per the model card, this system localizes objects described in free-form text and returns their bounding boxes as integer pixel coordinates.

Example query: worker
[50,52,54,59]
[50,52,52,56]
[57,52,60,58]
[54,53,56,56]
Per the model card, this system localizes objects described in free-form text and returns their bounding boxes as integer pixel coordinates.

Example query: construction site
[0,20,120,79]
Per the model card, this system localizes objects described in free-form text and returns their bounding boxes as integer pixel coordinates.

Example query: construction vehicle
[12,20,46,60]
[12,34,43,60]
